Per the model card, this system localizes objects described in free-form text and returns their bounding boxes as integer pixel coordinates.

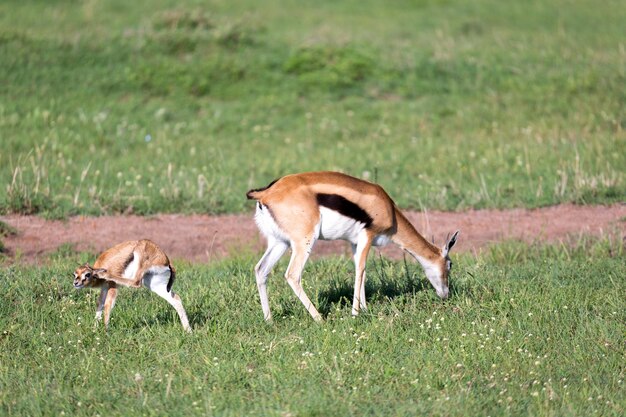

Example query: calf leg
[143,269,191,332]
[95,286,109,321]
[103,285,118,330]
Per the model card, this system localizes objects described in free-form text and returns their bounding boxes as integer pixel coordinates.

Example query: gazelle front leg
[352,232,373,316]
[255,238,289,322]
[95,286,109,321]
[95,271,142,288]
[103,284,118,330]
[285,239,322,322]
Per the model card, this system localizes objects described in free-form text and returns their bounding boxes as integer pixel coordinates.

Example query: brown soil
[1,204,625,265]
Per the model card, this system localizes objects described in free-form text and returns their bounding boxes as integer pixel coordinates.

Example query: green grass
[1,0,625,217]
[0,220,17,254]
[0,239,624,416]
[1,2,623,415]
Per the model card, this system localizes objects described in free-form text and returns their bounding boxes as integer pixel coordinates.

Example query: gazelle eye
[85,272,91,279]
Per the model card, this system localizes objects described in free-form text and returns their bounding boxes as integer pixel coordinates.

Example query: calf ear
[444,230,460,255]
[93,268,107,276]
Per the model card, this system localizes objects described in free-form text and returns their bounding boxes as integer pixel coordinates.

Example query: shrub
[283,45,376,92]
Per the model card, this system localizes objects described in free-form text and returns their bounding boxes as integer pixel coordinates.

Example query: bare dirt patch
[1,204,624,265]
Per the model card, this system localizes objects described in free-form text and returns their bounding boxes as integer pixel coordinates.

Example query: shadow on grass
[187,306,212,328]
[314,254,472,318]
[316,256,436,317]
[123,301,212,331]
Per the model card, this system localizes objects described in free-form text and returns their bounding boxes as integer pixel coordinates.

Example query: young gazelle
[247,171,459,322]
[73,239,191,332]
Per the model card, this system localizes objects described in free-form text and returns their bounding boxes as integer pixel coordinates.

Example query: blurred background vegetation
[0,0,624,217]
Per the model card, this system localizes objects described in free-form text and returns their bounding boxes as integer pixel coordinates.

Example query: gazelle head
[424,231,460,300]
[73,264,107,288]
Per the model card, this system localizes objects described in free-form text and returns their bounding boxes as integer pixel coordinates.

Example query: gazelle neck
[391,207,449,298]
[391,207,442,262]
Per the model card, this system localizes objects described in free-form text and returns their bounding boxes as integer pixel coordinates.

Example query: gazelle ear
[92,268,107,276]
[443,230,460,256]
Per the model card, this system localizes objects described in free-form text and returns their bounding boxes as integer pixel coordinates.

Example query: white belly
[318,207,367,243]
[123,252,140,279]
[255,203,392,248]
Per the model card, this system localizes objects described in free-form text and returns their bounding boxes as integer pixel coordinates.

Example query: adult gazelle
[247,171,459,322]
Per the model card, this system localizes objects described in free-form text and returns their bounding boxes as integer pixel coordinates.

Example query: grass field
[1,0,625,217]
[1,1,625,416]
[0,239,624,416]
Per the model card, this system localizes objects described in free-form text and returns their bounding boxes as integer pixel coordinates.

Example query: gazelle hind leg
[352,232,373,315]
[255,239,289,322]
[285,239,322,321]
[144,269,191,332]
[167,291,191,333]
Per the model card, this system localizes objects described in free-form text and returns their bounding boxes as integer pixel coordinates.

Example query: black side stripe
[316,193,373,227]
[122,252,135,271]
